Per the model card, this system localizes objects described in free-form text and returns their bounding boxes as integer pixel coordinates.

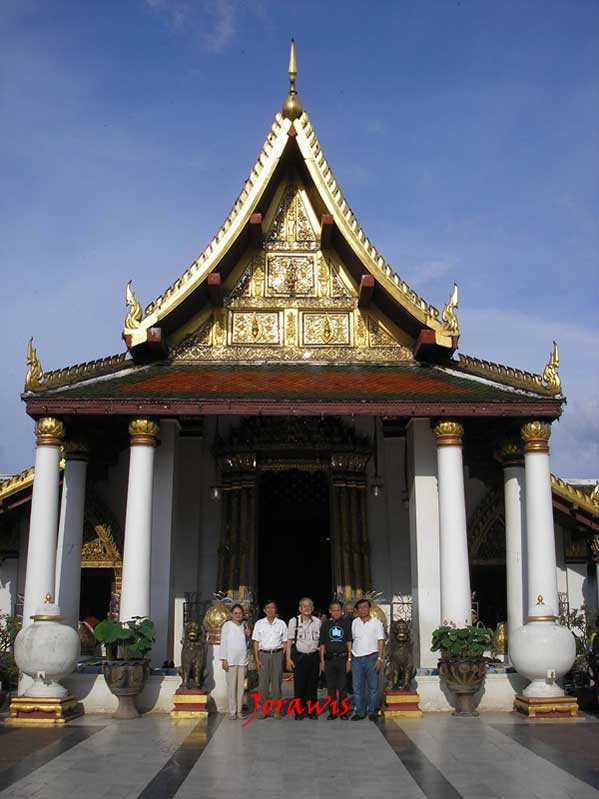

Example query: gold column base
[514,694,580,719]
[170,689,209,719]
[5,695,84,726]
[381,690,423,718]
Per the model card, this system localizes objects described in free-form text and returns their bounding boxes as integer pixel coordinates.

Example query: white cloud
[144,0,241,52]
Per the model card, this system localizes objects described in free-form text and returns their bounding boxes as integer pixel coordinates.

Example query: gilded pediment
[168,178,412,363]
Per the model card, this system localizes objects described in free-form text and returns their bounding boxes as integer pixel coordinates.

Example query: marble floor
[0,711,598,799]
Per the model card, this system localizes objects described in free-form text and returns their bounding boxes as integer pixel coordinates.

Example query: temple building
[1,44,598,710]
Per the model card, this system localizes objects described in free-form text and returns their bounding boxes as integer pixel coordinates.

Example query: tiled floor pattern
[0,713,598,799]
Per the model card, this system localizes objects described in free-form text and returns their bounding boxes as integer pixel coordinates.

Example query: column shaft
[22,418,64,626]
[120,420,159,621]
[501,448,527,649]
[55,446,88,628]
[522,422,558,613]
[433,421,471,628]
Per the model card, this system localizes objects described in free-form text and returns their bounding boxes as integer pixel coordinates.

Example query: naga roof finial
[25,337,43,392]
[124,280,142,331]
[441,283,459,335]
[282,39,303,121]
[542,340,561,394]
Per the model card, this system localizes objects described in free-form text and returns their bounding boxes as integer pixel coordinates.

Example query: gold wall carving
[266,254,315,296]
[302,312,350,345]
[167,178,414,364]
[231,311,280,345]
[266,183,318,250]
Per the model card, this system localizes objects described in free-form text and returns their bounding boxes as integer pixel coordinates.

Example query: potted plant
[94,616,155,719]
[0,613,22,708]
[431,624,494,716]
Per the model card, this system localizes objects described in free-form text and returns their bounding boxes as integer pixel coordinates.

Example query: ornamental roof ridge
[138,114,288,328]
[551,475,599,518]
[125,109,456,349]
[456,352,561,397]
[295,114,450,339]
[0,460,64,502]
[24,349,131,395]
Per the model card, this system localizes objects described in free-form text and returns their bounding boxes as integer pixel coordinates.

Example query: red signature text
[242,693,351,726]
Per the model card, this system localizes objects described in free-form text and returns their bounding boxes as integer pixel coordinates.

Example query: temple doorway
[80,568,113,623]
[470,565,507,628]
[258,469,331,622]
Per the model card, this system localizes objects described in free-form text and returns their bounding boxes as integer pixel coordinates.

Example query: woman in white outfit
[220,604,249,719]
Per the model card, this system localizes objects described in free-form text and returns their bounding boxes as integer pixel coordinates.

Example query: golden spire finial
[590,481,599,506]
[44,593,53,604]
[282,38,303,121]
[441,283,459,335]
[25,337,43,392]
[124,280,142,331]
[542,340,561,394]
[288,38,297,94]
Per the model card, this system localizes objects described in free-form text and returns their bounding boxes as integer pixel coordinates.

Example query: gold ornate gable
[81,523,122,570]
[170,179,413,364]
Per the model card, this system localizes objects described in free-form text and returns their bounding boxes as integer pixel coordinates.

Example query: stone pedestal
[170,688,209,719]
[6,695,83,726]
[381,689,422,718]
[513,694,579,719]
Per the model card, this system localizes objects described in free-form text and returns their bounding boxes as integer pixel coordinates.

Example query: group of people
[219,597,385,721]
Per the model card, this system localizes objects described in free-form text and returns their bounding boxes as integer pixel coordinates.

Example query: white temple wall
[0,558,18,616]
[407,418,441,668]
[149,420,179,664]
[170,433,203,666]
[17,517,28,605]
[93,446,130,540]
[367,435,411,601]
[555,522,568,603]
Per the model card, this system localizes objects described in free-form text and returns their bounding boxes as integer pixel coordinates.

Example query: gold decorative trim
[550,475,599,519]
[432,420,464,447]
[35,417,65,447]
[521,421,551,453]
[527,615,558,622]
[590,535,599,564]
[441,283,459,335]
[497,439,524,467]
[127,105,452,347]
[23,350,129,395]
[542,340,561,394]
[128,418,160,446]
[457,354,548,394]
[81,523,122,569]
[63,437,90,462]
[25,338,43,391]
[124,280,143,331]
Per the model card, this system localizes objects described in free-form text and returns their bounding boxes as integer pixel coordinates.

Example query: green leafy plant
[94,616,155,660]
[0,614,22,690]
[560,604,599,671]
[431,625,495,659]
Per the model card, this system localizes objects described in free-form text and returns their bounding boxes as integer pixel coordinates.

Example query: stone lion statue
[180,622,206,689]
[385,619,416,691]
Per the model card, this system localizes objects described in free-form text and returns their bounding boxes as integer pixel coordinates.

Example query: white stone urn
[14,595,80,698]
[509,599,576,697]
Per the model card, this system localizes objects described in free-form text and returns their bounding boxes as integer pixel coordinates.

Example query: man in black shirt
[319,600,352,719]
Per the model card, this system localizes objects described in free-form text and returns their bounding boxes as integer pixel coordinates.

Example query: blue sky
[1,0,597,477]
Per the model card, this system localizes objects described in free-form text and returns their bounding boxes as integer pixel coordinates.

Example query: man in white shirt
[286,597,321,720]
[350,598,385,721]
[252,599,288,718]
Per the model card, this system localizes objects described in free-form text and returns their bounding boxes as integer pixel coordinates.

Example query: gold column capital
[497,439,524,467]
[590,535,599,564]
[521,421,551,454]
[432,420,464,447]
[62,437,90,462]
[35,417,65,447]
[128,418,160,447]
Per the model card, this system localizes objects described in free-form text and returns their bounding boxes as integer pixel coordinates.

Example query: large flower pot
[439,658,487,716]
[102,659,150,719]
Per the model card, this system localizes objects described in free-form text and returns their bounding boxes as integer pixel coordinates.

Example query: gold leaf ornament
[542,340,561,394]
[441,283,459,335]
[124,281,142,331]
[25,337,43,391]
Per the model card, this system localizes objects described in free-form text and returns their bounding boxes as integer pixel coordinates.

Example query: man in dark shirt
[319,600,352,719]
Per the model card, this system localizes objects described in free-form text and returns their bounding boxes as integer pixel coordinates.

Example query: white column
[22,418,65,626]
[432,421,471,628]
[120,419,159,621]
[55,439,89,628]
[521,422,558,613]
[407,419,440,667]
[500,442,527,650]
